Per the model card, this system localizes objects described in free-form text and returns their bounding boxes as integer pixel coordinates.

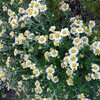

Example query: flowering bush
[0,0,100,100]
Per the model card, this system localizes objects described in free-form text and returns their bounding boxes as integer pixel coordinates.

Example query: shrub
[0,0,100,99]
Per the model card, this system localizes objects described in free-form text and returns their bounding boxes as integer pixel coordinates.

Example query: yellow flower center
[27,9,31,13]
[41,6,45,10]
[49,34,53,39]
[65,58,68,62]
[75,39,79,43]
[26,61,31,66]
[34,3,39,8]
[40,37,45,42]
[71,49,76,53]
[55,33,60,38]
[78,28,82,32]
[93,66,98,70]
[34,70,39,75]
[48,75,52,79]
[30,1,35,6]
[82,24,85,28]
[86,28,90,32]
[68,70,71,74]
[72,24,75,27]
[77,20,80,24]
[79,94,84,99]
[68,78,73,85]
[72,63,76,68]
[35,87,41,93]
[52,51,56,55]
[94,73,98,78]
[54,77,58,81]
[95,49,100,54]
[48,69,53,73]
[28,11,33,15]
[33,10,37,15]
[63,4,67,9]
[35,82,39,86]
[89,22,94,26]
[82,38,86,41]
[31,65,35,69]
[62,30,66,34]
[71,57,75,61]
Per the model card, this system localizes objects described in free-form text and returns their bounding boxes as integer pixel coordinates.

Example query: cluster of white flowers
[70,17,95,36]
[46,66,59,83]
[14,30,34,45]
[35,80,43,94]
[26,0,47,17]
[49,26,70,46]
[91,41,100,56]
[21,55,41,77]
[91,63,100,80]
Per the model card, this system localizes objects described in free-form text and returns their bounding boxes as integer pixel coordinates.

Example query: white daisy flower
[61,62,68,68]
[77,93,85,100]
[35,80,40,87]
[29,0,35,7]
[26,60,31,67]
[73,37,81,46]
[66,78,74,86]
[50,49,58,57]
[70,17,76,22]
[33,1,40,9]
[81,36,89,44]
[69,62,79,70]
[35,86,42,94]
[89,20,95,28]
[49,33,54,40]
[70,27,76,35]
[68,47,79,55]
[61,3,69,11]
[66,68,73,76]
[63,56,69,64]
[54,40,60,46]
[47,74,53,80]
[18,7,25,14]
[39,5,47,12]
[76,27,84,33]
[33,68,40,77]
[91,72,100,80]
[92,41,100,49]
[93,47,100,56]
[14,49,19,56]
[52,76,59,83]
[53,31,61,41]
[61,28,69,36]
[46,67,55,75]
[38,35,47,44]
[30,63,36,70]
[74,19,83,27]
[68,55,78,63]
[49,26,56,32]
[85,27,92,36]
[32,9,39,17]
[91,64,99,72]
